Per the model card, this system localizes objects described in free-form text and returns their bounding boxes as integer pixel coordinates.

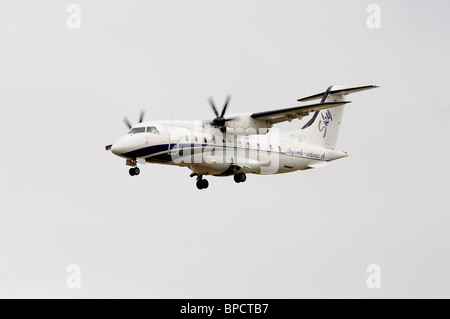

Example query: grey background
[0,0,449,298]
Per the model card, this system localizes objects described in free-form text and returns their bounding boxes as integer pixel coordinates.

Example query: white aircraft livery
[106,85,378,189]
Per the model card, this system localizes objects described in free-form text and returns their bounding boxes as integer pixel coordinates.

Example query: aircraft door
[158,125,172,151]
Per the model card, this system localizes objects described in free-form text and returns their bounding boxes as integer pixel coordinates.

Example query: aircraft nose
[111,141,126,155]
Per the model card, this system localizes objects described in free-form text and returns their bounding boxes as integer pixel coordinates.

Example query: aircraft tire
[234,172,246,183]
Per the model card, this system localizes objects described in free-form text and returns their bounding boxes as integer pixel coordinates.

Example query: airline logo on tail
[321,110,333,126]
[318,110,333,138]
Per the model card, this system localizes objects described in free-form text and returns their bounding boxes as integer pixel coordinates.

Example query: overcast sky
[0,0,449,298]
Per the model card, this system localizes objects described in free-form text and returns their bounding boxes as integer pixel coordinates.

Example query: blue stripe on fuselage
[120,143,292,160]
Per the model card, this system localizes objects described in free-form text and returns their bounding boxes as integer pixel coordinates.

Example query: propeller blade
[208,97,220,118]
[124,117,132,129]
[138,110,145,123]
[220,94,231,117]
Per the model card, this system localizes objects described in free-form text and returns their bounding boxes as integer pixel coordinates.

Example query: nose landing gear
[129,167,140,176]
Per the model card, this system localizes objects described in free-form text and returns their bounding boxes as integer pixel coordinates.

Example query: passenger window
[270,145,273,151]
[278,145,282,152]
[246,142,250,149]
[257,143,260,150]
[195,136,198,142]
[185,135,189,141]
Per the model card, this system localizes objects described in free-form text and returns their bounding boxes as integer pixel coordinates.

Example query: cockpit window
[146,126,160,134]
[128,127,146,134]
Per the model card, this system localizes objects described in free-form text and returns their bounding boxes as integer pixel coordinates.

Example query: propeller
[209,95,231,130]
[124,110,145,129]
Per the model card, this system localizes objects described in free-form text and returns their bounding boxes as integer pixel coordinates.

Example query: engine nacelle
[224,114,271,135]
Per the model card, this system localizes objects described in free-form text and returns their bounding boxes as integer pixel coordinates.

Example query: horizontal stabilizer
[251,101,350,124]
[297,85,379,102]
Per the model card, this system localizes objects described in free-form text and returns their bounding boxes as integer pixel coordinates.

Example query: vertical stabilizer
[296,85,378,149]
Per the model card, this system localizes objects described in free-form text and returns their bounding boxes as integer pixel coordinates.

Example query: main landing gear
[129,167,140,176]
[190,172,246,189]
[196,176,209,190]
[233,172,246,183]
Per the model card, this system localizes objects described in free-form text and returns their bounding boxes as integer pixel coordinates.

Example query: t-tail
[296,85,378,149]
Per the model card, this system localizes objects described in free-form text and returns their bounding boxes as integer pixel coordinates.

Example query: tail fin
[296,85,378,149]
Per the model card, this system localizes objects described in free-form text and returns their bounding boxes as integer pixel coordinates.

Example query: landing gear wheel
[196,179,209,190]
[129,167,140,176]
[234,172,246,183]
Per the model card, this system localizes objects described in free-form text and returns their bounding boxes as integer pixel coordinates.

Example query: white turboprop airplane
[106,85,377,189]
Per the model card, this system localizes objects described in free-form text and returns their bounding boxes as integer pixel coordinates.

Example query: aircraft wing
[250,101,350,124]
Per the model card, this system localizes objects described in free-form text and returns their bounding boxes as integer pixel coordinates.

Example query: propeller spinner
[209,95,231,130]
